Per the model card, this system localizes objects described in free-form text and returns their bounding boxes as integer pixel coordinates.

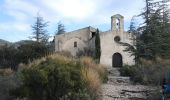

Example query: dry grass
[49,53,73,62]
[80,56,94,66]
[80,57,106,78]
[56,51,72,57]
[17,57,47,71]
[80,56,106,100]
[19,54,72,70]
[139,58,154,65]
[81,68,101,91]
[155,57,170,65]
[28,57,46,67]
[122,57,170,85]
[81,67,101,100]
[140,57,170,65]
[0,68,14,76]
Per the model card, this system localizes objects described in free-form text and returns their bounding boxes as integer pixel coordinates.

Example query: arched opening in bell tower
[111,14,124,31]
[116,18,120,29]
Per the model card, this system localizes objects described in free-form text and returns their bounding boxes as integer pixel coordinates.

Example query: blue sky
[0,0,145,42]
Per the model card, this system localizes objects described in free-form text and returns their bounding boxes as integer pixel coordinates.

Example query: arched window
[116,18,120,29]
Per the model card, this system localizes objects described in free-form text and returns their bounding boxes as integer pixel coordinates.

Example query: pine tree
[120,0,170,62]
[121,17,144,64]
[56,22,65,35]
[138,0,170,60]
[139,0,156,59]
[31,14,49,43]
[95,29,101,61]
[155,0,170,58]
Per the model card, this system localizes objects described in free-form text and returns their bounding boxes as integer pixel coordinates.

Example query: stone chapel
[55,14,135,68]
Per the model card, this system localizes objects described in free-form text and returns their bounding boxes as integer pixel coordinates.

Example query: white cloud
[0,0,33,32]
[1,0,146,42]
[7,10,29,21]
[3,0,145,26]
[0,22,31,42]
[4,0,38,17]
[0,22,30,32]
[42,0,96,20]
[13,23,30,32]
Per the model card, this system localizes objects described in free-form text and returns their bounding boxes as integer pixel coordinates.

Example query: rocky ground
[102,68,159,100]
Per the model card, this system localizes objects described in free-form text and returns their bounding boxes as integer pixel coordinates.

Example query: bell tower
[111,14,124,32]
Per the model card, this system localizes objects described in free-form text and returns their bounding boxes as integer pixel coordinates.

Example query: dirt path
[102,68,157,100]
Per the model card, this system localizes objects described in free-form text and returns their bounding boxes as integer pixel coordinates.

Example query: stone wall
[55,26,96,56]
[100,30,135,67]
[55,14,135,67]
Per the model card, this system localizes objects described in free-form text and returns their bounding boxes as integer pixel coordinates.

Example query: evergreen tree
[121,17,144,64]
[56,22,65,35]
[138,0,157,59]
[155,1,170,58]
[31,14,49,43]
[139,0,170,59]
[116,0,170,63]
[95,29,101,60]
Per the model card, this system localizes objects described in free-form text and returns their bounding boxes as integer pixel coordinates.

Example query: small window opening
[114,36,121,42]
[92,32,96,38]
[74,41,77,47]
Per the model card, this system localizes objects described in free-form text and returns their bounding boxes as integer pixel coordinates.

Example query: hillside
[13,40,34,47]
[0,39,10,46]
[0,39,35,48]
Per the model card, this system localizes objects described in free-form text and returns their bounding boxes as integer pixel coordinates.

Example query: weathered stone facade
[55,26,96,56]
[100,14,135,68]
[55,14,135,68]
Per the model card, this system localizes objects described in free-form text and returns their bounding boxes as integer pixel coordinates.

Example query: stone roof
[111,14,124,18]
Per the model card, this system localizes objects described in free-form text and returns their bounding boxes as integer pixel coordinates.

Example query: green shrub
[18,42,50,64]
[11,54,105,100]
[0,45,19,69]
[120,62,170,85]
[0,41,52,69]
[120,65,136,77]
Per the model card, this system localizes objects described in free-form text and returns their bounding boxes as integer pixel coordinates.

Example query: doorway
[112,53,123,67]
